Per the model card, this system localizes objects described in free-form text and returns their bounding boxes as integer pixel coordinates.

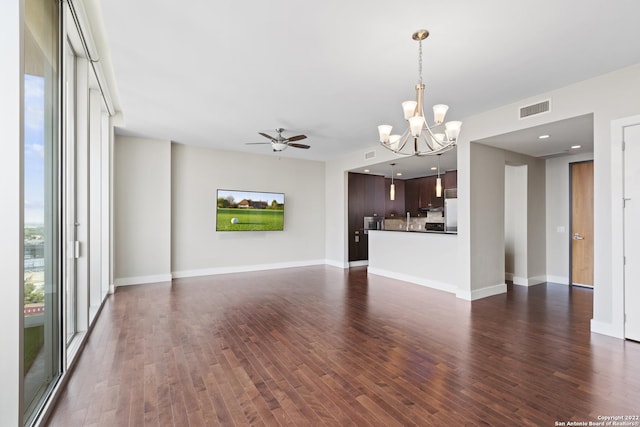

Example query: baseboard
[114,274,173,287]
[505,272,514,282]
[512,276,528,286]
[512,275,547,286]
[546,275,569,285]
[172,259,327,279]
[529,275,547,285]
[366,267,456,294]
[325,259,349,269]
[349,260,369,267]
[457,283,507,301]
[590,319,624,339]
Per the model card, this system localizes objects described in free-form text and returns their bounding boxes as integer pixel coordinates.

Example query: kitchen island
[367,229,458,294]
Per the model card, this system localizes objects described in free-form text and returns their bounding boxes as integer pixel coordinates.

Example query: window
[23,0,61,423]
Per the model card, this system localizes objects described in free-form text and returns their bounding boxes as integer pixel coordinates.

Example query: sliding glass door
[23,0,61,423]
[64,36,78,347]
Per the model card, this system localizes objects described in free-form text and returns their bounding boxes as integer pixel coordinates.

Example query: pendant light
[435,155,442,198]
[390,163,396,201]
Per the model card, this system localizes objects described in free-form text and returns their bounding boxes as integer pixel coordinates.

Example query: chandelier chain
[418,39,423,85]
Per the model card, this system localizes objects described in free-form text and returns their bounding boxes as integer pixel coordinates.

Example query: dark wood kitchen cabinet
[404,178,420,216]
[348,172,384,262]
[405,175,443,213]
[444,170,457,190]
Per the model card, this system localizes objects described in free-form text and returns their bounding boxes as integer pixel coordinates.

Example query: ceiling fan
[246,128,310,152]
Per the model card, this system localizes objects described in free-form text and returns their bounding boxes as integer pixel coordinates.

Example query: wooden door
[624,124,640,340]
[571,161,594,287]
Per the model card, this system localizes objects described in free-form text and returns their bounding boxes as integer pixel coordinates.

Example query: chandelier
[378,29,462,156]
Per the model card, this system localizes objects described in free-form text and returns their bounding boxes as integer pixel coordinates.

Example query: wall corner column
[0,1,25,425]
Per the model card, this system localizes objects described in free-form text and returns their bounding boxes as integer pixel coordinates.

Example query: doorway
[505,164,528,284]
[623,124,640,341]
[570,161,594,288]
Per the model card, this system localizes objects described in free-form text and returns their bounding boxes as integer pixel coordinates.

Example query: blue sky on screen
[24,74,45,225]
[218,190,284,205]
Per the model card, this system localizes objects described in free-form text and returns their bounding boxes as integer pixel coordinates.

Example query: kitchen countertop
[379,228,457,235]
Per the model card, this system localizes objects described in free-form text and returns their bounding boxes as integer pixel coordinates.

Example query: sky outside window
[24,74,45,226]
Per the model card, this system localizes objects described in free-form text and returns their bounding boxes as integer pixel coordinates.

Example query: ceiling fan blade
[288,143,310,149]
[285,134,307,142]
[245,142,272,145]
[259,132,277,141]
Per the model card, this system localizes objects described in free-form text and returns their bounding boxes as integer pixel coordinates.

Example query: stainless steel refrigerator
[445,198,458,232]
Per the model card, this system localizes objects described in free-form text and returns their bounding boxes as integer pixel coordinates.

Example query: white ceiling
[95,0,640,162]
[475,113,594,158]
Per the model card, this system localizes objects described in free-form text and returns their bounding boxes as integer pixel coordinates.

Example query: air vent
[364,150,376,160]
[519,100,550,119]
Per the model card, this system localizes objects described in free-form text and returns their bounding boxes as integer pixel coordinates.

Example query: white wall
[466,144,547,294]
[325,64,640,338]
[506,151,547,285]
[545,152,594,285]
[0,1,23,424]
[505,164,528,284]
[469,143,508,294]
[456,64,640,337]
[114,136,172,285]
[368,231,458,294]
[171,144,326,276]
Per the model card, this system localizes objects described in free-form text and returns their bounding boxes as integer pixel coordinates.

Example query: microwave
[363,216,383,233]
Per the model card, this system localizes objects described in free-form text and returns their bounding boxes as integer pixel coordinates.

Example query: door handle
[573,233,584,241]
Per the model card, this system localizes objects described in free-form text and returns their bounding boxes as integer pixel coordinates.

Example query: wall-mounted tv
[216,189,285,231]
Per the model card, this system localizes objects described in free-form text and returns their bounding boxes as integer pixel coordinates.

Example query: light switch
[557,226,565,233]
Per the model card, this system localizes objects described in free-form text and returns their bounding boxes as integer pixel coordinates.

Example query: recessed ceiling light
[571,145,582,149]
[538,134,550,139]
[396,172,402,176]
[430,166,437,170]
[364,169,370,172]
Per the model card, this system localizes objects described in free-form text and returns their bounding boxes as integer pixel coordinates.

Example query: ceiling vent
[519,99,550,119]
[364,150,376,160]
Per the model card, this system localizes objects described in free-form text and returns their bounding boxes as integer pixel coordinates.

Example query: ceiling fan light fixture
[246,128,310,151]
[377,29,462,156]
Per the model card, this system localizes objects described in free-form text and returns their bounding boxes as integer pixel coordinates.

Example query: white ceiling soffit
[474,114,594,158]
[96,0,640,161]
[351,148,458,181]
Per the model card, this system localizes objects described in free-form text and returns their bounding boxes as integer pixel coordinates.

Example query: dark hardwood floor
[46,266,640,426]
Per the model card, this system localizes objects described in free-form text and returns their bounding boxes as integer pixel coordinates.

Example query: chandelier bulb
[402,101,418,120]
[378,125,392,143]
[409,116,425,137]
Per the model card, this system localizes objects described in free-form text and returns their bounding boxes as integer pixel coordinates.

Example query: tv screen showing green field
[216,190,285,231]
